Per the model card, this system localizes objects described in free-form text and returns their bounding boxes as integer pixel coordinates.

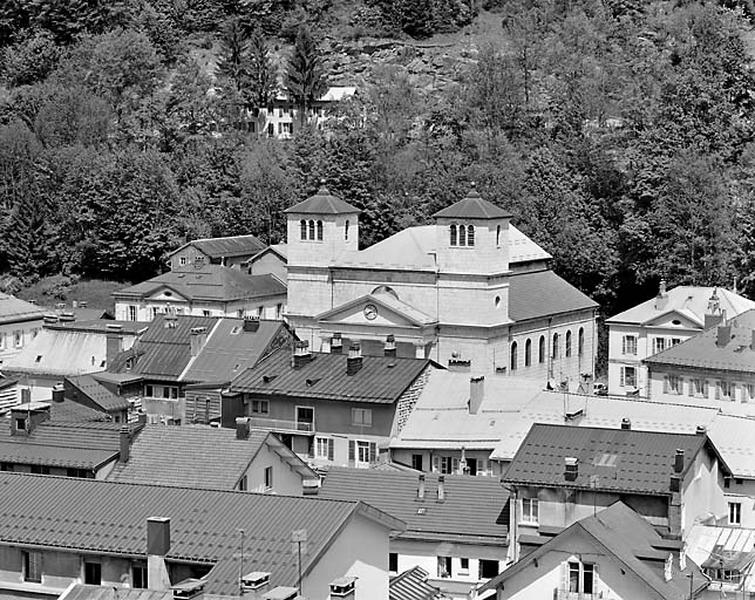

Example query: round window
[671,319,681,325]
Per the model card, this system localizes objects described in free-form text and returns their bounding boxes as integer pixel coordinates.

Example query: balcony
[249,417,315,435]
[555,591,599,600]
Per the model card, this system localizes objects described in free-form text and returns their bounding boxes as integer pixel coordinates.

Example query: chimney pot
[52,383,65,403]
[293,340,311,368]
[346,343,363,375]
[331,333,343,354]
[416,473,426,501]
[621,418,631,430]
[696,425,707,435]
[120,425,130,463]
[564,456,579,481]
[673,448,685,473]
[384,334,397,357]
[236,417,250,440]
[437,475,446,503]
[468,376,485,414]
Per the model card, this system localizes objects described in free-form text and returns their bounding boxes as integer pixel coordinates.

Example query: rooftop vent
[329,577,356,598]
[240,571,271,592]
[346,343,362,375]
[172,578,205,600]
[621,418,631,430]
[564,457,579,481]
[262,587,298,600]
[331,333,343,354]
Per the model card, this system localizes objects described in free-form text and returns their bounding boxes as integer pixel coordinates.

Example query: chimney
[51,383,65,403]
[416,473,426,502]
[564,457,579,481]
[59,311,76,322]
[119,425,130,463]
[293,340,312,369]
[620,418,631,430]
[236,417,250,440]
[717,324,732,347]
[172,579,205,600]
[240,572,271,594]
[468,376,484,415]
[106,323,123,367]
[670,475,681,492]
[147,517,172,590]
[346,343,363,375]
[331,333,343,354]
[384,334,397,357]
[696,425,707,435]
[437,475,446,503]
[673,449,684,473]
[189,327,208,357]
[243,316,260,332]
[654,279,668,311]
[704,313,724,330]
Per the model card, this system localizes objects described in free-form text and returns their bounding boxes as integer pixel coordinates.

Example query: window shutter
[481,459,488,475]
[622,336,626,354]
[560,562,569,595]
[433,455,440,473]
[678,377,684,395]
[327,438,334,461]
[307,439,314,458]
[348,440,355,466]
[663,376,669,393]
[703,380,709,398]
[369,442,377,463]
[731,384,737,402]
[716,383,721,400]
[620,368,625,388]
[592,564,599,595]
[452,458,459,474]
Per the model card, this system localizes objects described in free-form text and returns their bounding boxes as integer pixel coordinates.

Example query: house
[0,293,44,365]
[2,320,145,403]
[606,283,755,396]
[687,523,755,598]
[0,471,404,600]
[63,375,132,423]
[108,314,295,425]
[390,567,448,600]
[166,234,266,271]
[108,421,318,494]
[502,423,731,562]
[224,341,437,467]
[317,467,508,599]
[113,266,286,322]
[0,401,139,478]
[246,243,287,282]
[478,501,708,600]
[285,183,598,379]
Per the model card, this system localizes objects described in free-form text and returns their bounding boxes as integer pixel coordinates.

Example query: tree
[162,56,218,149]
[216,17,249,93]
[284,26,327,128]
[247,29,278,111]
[2,29,61,87]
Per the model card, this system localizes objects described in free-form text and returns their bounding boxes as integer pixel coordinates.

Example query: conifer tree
[284,26,327,128]
[247,28,278,113]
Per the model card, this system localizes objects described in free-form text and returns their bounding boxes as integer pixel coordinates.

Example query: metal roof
[508,269,598,322]
[167,234,265,260]
[67,374,130,411]
[2,328,109,377]
[389,566,444,600]
[432,187,512,219]
[229,348,433,404]
[0,293,45,325]
[284,186,360,215]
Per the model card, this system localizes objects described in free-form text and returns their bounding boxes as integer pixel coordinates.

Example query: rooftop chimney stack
[147,517,172,590]
[331,333,343,354]
[564,457,579,481]
[621,418,631,430]
[437,475,446,503]
[468,376,485,415]
[119,425,130,463]
[384,334,397,358]
[416,473,426,502]
[696,425,707,435]
[236,417,250,440]
[673,449,685,473]
[293,340,311,369]
[655,279,668,310]
[105,323,124,368]
[346,343,363,375]
[51,383,65,403]
[717,324,732,348]
[189,327,208,356]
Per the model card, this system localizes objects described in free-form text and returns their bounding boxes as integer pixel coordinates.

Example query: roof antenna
[237,528,245,596]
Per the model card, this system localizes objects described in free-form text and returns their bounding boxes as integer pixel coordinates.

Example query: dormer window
[450,223,475,246]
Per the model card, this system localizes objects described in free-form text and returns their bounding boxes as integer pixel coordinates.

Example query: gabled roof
[2,328,109,377]
[607,286,755,326]
[167,234,265,260]
[246,243,288,265]
[503,423,730,495]
[45,319,148,335]
[66,374,130,412]
[508,269,597,321]
[318,467,508,545]
[432,187,512,219]
[390,567,445,600]
[0,472,404,594]
[49,398,111,423]
[0,293,45,325]
[61,585,176,600]
[479,502,707,600]
[284,186,360,215]
[114,267,286,303]
[229,347,433,404]
[108,426,316,489]
[687,523,755,590]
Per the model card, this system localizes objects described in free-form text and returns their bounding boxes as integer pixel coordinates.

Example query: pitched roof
[49,398,111,423]
[108,426,316,489]
[284,186,360,215]
[246,243,288,265]
[389,567,445,600]
[114,267,286,302]
[0,293,45,325]
[607,286,755,326]
[318,467,508,545]
[61,585,175,600]
[0,472,404,594]
[2,328,109,377]
[229,348,433,404]
[432,187,512,219]
[503,423,728,495]
[480,502,707,600]
[167,234,265,260]
[66,374,130,411]
[508,269,597,321]
[687,523,755,590]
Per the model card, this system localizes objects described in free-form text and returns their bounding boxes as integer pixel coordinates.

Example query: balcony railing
[249,416,314,433]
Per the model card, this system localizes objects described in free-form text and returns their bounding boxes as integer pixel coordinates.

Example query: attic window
[262,375,277,384]
[100,360,106,368]
[91,356,95,366]
[594,453,618,467]
[233,364,240,371]
[417,507,426,515]
[230,326,241,335]
[164,291,172,297]
[35,355,42,363]
[672,319,682,325]
[306,378,321,387]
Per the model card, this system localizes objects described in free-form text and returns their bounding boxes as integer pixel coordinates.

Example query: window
[479,560,499,579]
[565,330,572,357]
[718,380,735,401]
[0,333,4,349]
[132,563,148,589]
[128,306,137,322]
[655,337,666,354]
[238,475,247,491]
[671,338,681,346]
[145,385,154,397]
[300,219,307,240]
[524,338,531,367]
[745,383,755,403]
[352,407,372,427]
[316,220,323,241]
[179,256,187,266]
[668,375,682,395]
[308,220,315,240]
[345,220,350,241]
[450,224,457,246]
[356,440,371,465]
[693,378,708,398]
[622,335,637,355]
[439,456,457,474]
[568,562,595,594]
[496,225,501,246]
[202,310,211,317]
[296,406,314,431]
[621,366,637,388]
[14,330,22,347]
[15,417,26,432]
[552,333,560,359]
[729,502,742,525]
[23,551,42,583]
[459,557,469,575]
[411,454,423,471]
[251,399,269,415]
[538,336,545,363]
[315,437,334,461]
[458,225,466,247]
[264,466,273,490]
[510,341,518,371]
[66,468,90,478]
[578,327,584,356]
[84,561,101,585]
[437,556,452,579]
[467,224,475,246]
[389,553,398,574]
[521,498,539,524]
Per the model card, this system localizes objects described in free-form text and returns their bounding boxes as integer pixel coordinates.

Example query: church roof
[284,186,360,215]
[432,187,512,219]
[508,270,598,321]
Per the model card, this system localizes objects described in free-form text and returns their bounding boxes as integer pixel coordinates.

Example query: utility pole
[292,529,307,595]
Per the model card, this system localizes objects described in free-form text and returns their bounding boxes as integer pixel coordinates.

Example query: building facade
[0,293,44,365]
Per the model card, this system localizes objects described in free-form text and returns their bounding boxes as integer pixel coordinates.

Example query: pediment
[316,294,435,329]
[643,309,701,329]
[148,286,189,303]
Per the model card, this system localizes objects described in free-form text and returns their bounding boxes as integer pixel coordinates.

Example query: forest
[2,0,755,330]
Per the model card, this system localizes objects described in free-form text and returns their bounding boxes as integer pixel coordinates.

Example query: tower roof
[284,185,360,215]
[432,185,512,220]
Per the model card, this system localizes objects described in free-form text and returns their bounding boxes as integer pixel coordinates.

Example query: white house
[0,293,44,366]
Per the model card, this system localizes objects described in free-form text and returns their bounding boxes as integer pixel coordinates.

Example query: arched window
[316,220,323,241]
[371,285,399,299]
[308,220,315,240]
[459,225,466,247]
[496,225,501,246]
[525,338,532,367]
[565,330,572,357]
[510,341,518,371]
[539,336,545,364]
[552,333,560,359]
[467,224,475,246]
[345,220,350,241]
[300,219,307,240]
[578,327,585,357]
[450,224,457,246]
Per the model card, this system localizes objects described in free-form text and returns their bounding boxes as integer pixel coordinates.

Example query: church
[285,184,598,383]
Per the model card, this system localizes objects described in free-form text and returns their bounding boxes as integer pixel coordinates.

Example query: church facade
[285,185,598,383]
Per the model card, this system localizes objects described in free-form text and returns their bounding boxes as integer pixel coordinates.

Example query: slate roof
[607,286,755,326]
[508,269,598,321]
[2,328,109,376]
[246,243,288,265]
[167,234,265,260]
[389,567,445,600]
[67,374,130,411]
[0,472,404,594]
[49,398,111,423]
[229,347,433,404]
[318,467,508,545]
[108,426,315,489]
[503,423,729,495]
[284,186,360,215]
[432,187,512,219]
[479,502,707,600]
[0,293,45,325]
[114,267,286,302]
